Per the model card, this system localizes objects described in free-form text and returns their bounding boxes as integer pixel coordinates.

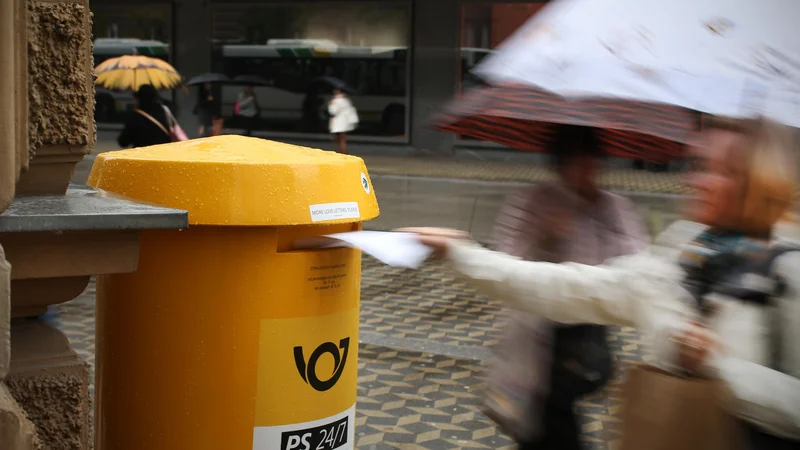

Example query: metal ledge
[0,183,188,233]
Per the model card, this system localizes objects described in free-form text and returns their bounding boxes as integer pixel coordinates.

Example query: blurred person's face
[245,85,253,94]
[686,129,745,227]
[558,154,599,199]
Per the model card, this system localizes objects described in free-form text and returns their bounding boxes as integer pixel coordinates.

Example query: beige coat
[447,220,800,440]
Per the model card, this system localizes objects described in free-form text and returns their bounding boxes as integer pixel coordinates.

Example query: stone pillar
[0,0,39,446]
[0,0,95,447]
[0,0,28,212]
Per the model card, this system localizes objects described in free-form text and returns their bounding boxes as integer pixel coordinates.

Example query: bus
[93,38,172,123]
[215,40,409,137]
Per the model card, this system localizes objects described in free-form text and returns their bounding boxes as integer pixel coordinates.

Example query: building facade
[90,0,547,154]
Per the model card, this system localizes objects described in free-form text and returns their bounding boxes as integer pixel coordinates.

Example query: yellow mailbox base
[96,223,361,450]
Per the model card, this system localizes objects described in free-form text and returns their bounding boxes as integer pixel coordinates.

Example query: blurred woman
[328,88,359,154]
[235,84,259,136]
[408,118,800,448]
[488,125,648,450]
[117,84,172,148]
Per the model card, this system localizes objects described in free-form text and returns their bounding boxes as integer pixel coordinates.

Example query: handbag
[163,106,188,141]
[619,365,743,450]
[621,245,800,450]
[136,108,187,142]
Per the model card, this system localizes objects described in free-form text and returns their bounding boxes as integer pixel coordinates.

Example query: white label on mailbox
[309,202,361,223]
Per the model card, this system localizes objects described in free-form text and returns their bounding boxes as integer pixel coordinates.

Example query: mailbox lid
[88,136,380,226]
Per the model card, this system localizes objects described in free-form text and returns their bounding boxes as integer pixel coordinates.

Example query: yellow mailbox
[88,136,379,450]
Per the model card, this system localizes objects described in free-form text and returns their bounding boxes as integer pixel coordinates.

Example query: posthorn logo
[360,173,370,194]
[293,338,351,392]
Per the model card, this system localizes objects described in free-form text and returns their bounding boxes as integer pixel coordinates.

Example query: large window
[91,5,174,125]
[210,3,410,139]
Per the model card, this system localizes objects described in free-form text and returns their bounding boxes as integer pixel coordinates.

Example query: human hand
[673,321,719,373]
[395,228,470,259]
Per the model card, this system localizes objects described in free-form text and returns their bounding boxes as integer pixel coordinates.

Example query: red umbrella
[431,83,701,163]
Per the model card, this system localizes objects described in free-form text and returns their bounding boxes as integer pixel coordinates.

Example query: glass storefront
[209,2,411,140]
[91,5,174,125]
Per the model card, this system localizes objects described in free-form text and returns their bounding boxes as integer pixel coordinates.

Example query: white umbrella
[474,0,800,128]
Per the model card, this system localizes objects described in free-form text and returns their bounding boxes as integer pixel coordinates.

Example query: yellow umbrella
[95,55,182,91]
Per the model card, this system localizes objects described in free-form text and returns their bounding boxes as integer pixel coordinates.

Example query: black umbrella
[228,75,272,86]
[312,76,357,95]
[186,73,230,86]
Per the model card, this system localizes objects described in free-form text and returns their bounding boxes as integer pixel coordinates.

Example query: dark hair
[134,83,168,129]
[134,84,162,110]
[550,124,602,166]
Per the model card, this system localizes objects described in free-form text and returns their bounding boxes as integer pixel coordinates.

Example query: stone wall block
[0,384,40,450]
[17,0,95,196]
[27,0,93,151]
[7,320,90,450]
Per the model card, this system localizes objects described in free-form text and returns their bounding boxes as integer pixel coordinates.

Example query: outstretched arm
[445,239,683,328]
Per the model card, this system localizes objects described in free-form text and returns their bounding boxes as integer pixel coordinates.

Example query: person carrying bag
[118,84,186,148]
[404,117,800,449]
[136,105,188,142]
[622,238,800,450]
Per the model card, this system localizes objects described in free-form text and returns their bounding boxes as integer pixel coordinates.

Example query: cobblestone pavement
[44,257,648,450]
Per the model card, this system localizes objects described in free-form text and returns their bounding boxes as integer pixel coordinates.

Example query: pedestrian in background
[117,84,172,148]
[195,82,221,137]
[328,88,359,154]
[235,84,260,136]
[487,125,648,450]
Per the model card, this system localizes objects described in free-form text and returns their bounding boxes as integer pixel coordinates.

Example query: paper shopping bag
[619,364,743,450]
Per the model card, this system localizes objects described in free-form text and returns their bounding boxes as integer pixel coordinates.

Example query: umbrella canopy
[433,0,799,162]
[474,0,799,129]
[186,73,230,86]
[312,77,357,95]
[433,84,690,162]
[229,75,271,86]
[95,55,182,91]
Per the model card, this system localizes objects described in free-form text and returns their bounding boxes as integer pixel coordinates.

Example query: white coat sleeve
[709,252,800,440]
[328,98,344,116]
[446,240,688,328]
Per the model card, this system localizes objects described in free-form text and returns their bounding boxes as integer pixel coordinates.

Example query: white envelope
[294,231,432,269]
